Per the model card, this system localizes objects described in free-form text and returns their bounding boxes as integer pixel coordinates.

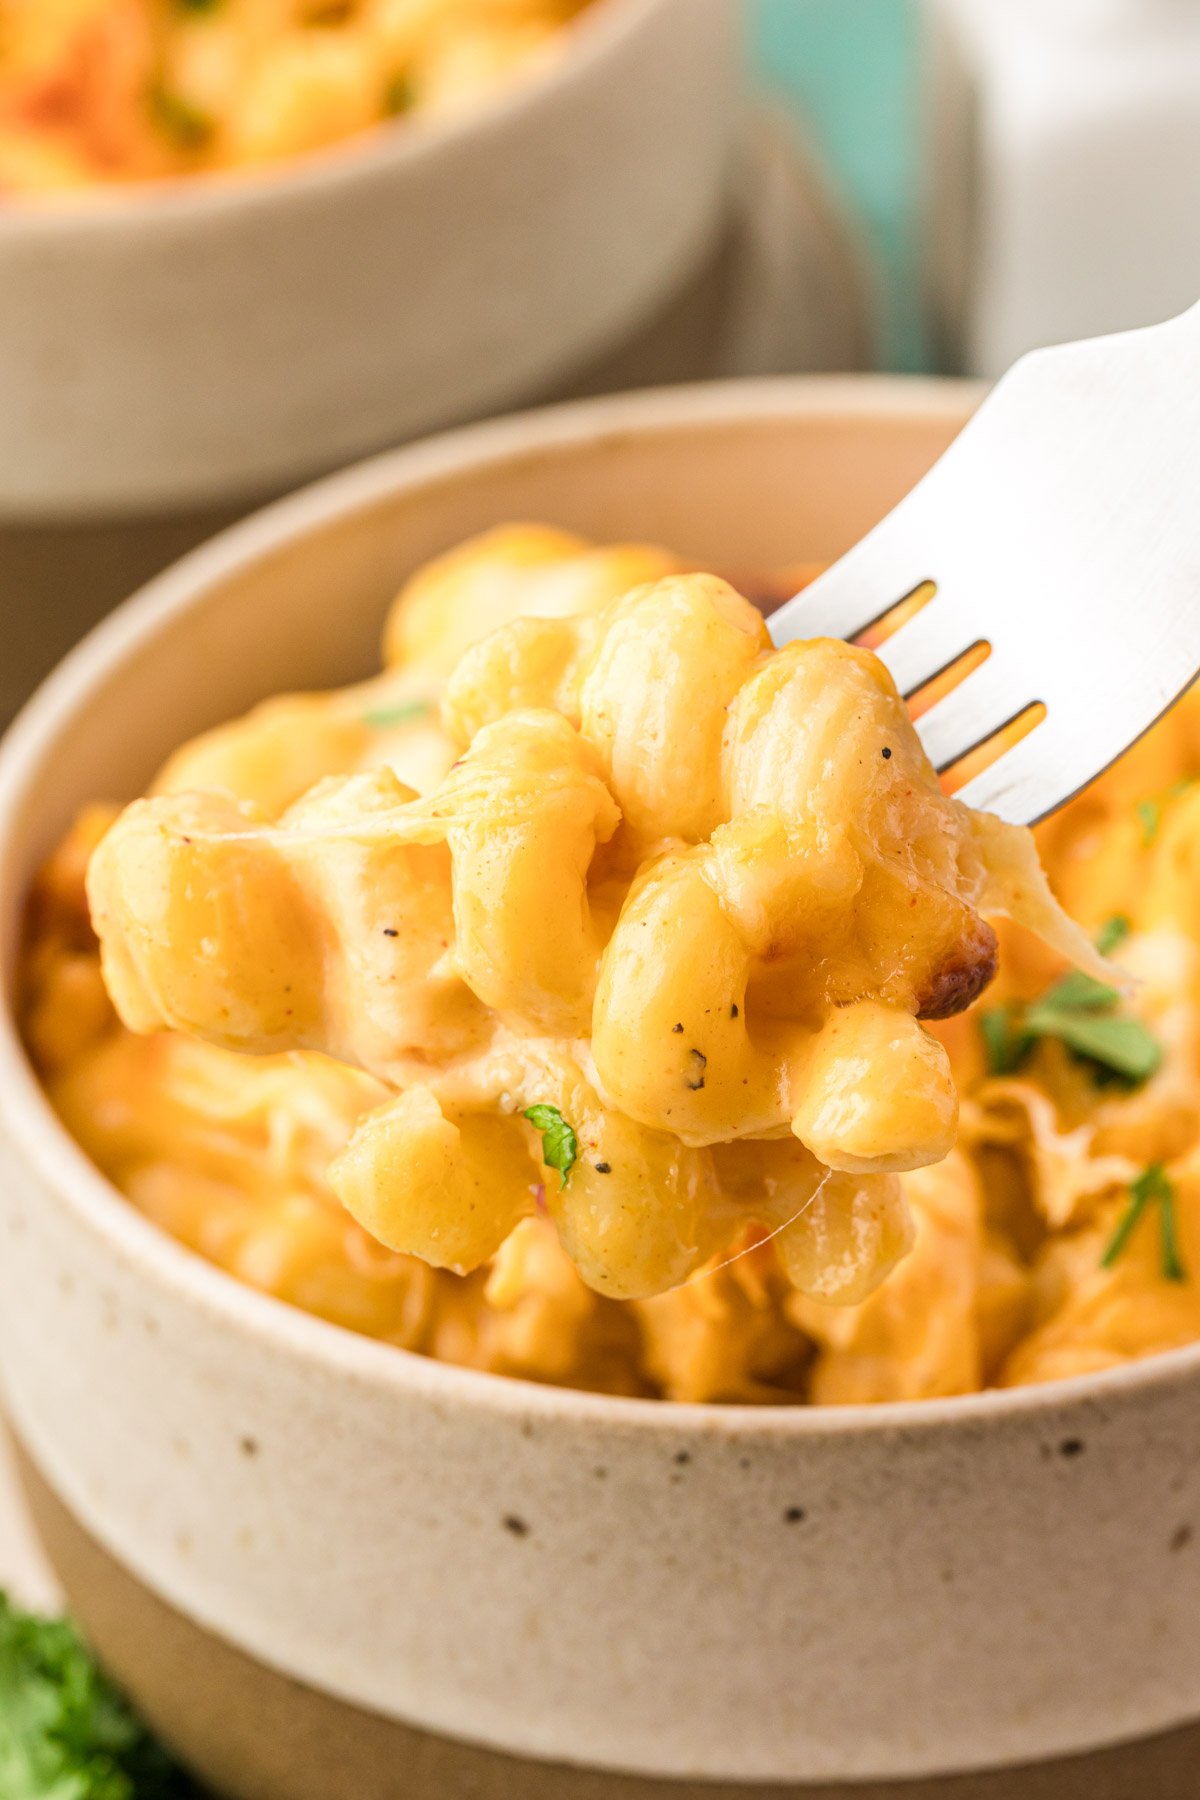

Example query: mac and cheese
[24,523,1200,1403]
[0,0,589,194]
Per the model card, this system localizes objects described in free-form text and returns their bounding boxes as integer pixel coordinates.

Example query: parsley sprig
[148,83,214,149]
[1102,1163,1187,1283]
[0,1593,197,1799]
[1136,777,1197,847]
[524,1104,578,1188]
[980,915,1161,1088]
[361,699,434,729]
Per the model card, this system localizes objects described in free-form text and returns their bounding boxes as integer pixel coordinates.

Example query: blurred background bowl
[0,0,739,520]
[0,106,873,727]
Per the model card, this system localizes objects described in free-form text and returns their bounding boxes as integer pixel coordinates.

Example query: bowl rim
[4,371,1198,1442]
[0,0,659,234]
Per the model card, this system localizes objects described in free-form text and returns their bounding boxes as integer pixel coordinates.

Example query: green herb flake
[383,70,416,116]
[1023,1004,1163,1086]
[1095,913,1132,958]
[523,1104,578,1189]
[0,1592,198,1800]
[980,1005,1034,1077]
[1102,1164,1187,1283]
[148,83,215,149]
[361,698,434,729]
[1039,970,1121,1013]
[1160,1181,1187,1284]
[1136,798,1162,846]
[1134,778,1199,849]
[978,912,1161,1091]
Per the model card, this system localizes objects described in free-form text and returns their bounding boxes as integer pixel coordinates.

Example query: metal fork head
[769,301,1200,825]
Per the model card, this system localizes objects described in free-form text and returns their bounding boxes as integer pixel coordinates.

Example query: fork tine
[914,659,1030,773]
[770,544,931,647]
[875,598,977,698]
[955,723,1061,823]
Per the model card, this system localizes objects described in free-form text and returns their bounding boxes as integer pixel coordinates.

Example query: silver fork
[769,301,1200,824]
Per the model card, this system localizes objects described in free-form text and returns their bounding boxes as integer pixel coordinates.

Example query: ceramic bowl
[2,381,1200,1800]
[0,0,738,521]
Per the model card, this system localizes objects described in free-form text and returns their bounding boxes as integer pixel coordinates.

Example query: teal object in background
[751,0,927,372]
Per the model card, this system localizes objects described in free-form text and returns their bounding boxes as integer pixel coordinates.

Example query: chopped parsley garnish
[383,71,416,116]
[979,920,1161,1088]
[523,1105,578,1189]
[361,698,434,729]
[1102,1164,1186,1283]
[1136,778,1196,847]
[979,1005,1034,1078]
[1094,913,1131,957]
[148,84,215,149]
[1137,798,1162,847]
[0,1592,198,1799]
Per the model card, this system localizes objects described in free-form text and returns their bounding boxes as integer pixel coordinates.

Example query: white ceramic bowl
[2,381,1200,1800]
[0,0,738,521]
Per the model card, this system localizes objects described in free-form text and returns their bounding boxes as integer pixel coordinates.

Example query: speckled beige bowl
[0,0,738,520]
[2,381,1200,1800]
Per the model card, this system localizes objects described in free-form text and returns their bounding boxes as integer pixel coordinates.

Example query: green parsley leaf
[1137,798,1162,846]
[1102,1164,1187,1282]
[361,699,434,729]
[978,914,1160,1089]
[1038,970,1121,1012]
[148,83,215,149]
[1095,914,1132,958]
[1022,1003,1163,1086]
[523,1104,578,1189]
[383,70,416,116]
[980,1005,1034,1077]
[1135,780,1197,849]
[0,1593,197,1800]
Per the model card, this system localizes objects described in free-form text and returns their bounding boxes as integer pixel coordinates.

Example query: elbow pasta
[0,0,591,194]
[24,523,1200,1402]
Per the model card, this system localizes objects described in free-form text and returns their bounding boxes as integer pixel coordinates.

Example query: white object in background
[926,0,1200,376]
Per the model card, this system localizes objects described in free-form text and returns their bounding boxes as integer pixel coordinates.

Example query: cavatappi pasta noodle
[22,523,1200,1404]
[0,0,591,195]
